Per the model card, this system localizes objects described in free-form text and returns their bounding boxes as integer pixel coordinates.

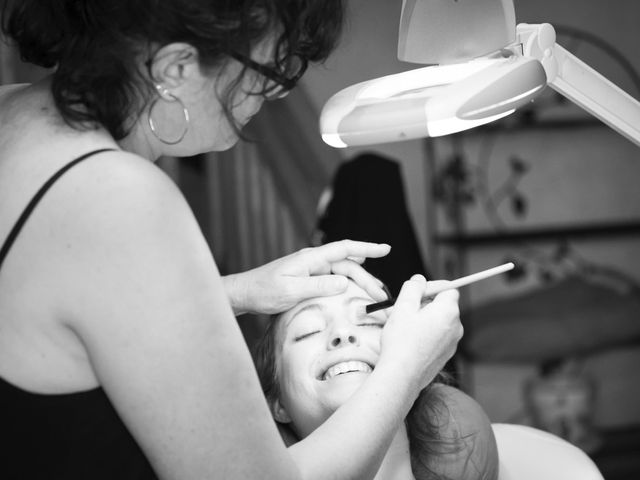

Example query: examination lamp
[320,0,640,148]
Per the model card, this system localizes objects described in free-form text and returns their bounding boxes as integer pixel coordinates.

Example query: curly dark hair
[1,0,344,140]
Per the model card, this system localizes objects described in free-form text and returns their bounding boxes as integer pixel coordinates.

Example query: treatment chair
[493,423,604,480]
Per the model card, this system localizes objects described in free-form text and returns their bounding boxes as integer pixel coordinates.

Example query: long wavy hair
[1,0,344,140]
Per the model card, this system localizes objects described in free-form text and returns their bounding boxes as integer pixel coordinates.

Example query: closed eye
[294,330,321,341]
[357,310,388,327]
[358,322,384,328]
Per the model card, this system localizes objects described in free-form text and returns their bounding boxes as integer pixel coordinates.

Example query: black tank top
[0,149,157,479]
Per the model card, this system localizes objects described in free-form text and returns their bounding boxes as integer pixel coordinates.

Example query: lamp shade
[398,0,516,65]
[320,56,546,148]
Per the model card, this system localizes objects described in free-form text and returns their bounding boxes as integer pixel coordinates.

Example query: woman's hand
[223,240,391,315]
[380,275,463,392]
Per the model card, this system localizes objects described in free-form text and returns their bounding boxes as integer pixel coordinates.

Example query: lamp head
[320,0,640,149]
[320,55,546,148]
[320,0,547,148]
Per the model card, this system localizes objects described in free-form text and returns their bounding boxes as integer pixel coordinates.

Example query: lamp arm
[518,23,640,147]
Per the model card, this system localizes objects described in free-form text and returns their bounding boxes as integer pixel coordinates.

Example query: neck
[118,120,161,162]
[27,76,159,162]
[374,423,415,480]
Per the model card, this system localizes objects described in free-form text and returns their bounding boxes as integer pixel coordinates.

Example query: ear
[148,42,200,91]
[270,398,292,424]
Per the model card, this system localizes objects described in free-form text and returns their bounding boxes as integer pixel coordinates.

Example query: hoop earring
[148,86,190,145]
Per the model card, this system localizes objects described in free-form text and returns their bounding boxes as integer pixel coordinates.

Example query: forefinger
[392,274,428,315]
[423,280,453,298]
[329,259,387,301]
[303,240,391,271]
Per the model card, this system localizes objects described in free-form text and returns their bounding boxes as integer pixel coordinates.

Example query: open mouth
[320,360,373,381]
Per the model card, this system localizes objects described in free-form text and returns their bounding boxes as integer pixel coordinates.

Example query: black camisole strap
[0,148,116,272]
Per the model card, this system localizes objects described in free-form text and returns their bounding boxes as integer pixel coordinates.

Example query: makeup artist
[0,1,462,479]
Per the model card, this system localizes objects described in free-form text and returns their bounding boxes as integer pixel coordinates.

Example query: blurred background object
[314,152,429,298]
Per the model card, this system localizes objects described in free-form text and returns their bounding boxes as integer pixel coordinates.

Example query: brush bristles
[364,299,395,314]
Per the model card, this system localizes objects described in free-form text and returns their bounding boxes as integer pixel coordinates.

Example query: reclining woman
[255,276,499,480]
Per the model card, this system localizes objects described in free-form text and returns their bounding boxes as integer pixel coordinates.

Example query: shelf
[435,221,640,246]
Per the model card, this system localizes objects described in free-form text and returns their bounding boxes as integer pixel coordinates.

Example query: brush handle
[426,262,515,296]
[363,262,515,314]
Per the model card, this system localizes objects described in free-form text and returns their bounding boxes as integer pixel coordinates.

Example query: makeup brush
[363,262,515,315]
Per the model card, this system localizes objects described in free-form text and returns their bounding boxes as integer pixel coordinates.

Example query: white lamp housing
[320,1,640,148]
[321,55,546,148]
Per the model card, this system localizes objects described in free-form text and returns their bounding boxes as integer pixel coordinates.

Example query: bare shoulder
[39,149,215,324]
[68,149,183,201]
[55,149,192,239]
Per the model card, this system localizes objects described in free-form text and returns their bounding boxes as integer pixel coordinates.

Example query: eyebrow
[285,303,324,328]
[285,296,373,328]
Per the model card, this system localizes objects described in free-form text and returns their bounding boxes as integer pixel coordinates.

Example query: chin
[211,131,241,152]
[320,373,369,406]
[187,125,241,153]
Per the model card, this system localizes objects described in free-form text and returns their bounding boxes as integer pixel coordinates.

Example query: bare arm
[55,153,295,479]
[54,153,459,480]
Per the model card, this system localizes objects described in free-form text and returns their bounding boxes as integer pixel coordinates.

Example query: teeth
[323,361,372,380]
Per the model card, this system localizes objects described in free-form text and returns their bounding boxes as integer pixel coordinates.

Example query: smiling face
[269,280,389,437]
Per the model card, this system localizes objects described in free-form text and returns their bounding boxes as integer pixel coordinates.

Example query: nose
[328,325,359,349]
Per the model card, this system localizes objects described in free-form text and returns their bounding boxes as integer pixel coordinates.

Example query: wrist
[373,355,424,406]
[222,273,248,316]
